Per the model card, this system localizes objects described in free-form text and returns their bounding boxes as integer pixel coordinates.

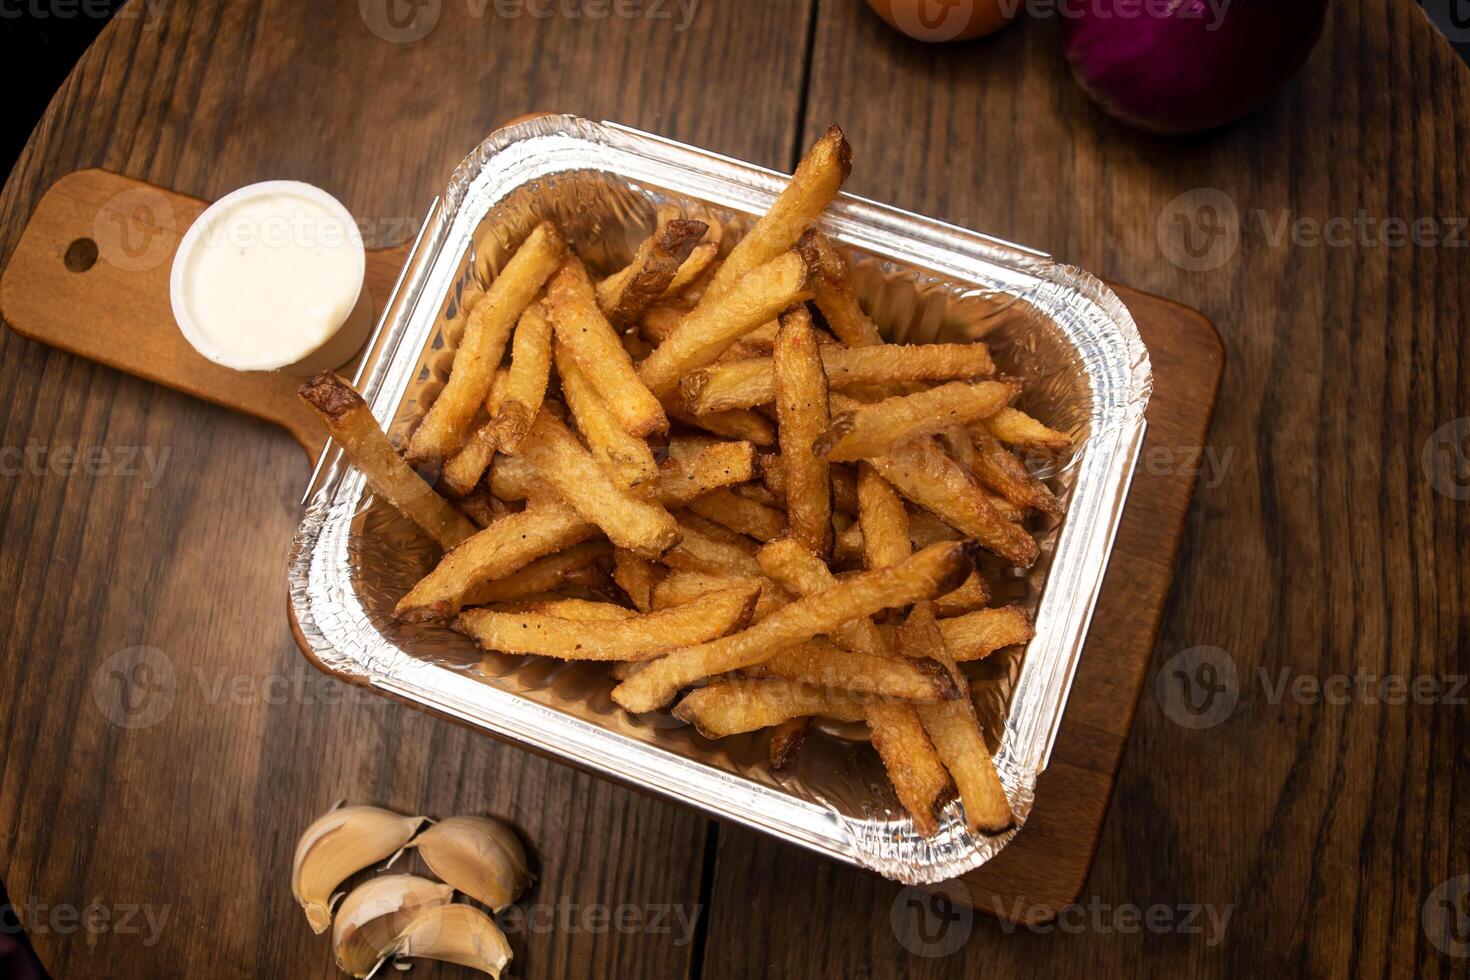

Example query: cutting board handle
[0,169,410,460]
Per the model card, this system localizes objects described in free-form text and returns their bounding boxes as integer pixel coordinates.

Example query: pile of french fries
[300,126,1070,837]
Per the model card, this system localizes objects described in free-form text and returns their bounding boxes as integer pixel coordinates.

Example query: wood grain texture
[702,1,1468,978]
[0,1,816,977]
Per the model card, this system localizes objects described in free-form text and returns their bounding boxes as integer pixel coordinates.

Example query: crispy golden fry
[755,537,888,657]
[664,242,719,299]
[638,248,816,397]
[816,380,1019,462]
[680,343,995,414]
[969,423,1063,516]
[938,606,1034,662]
[935,571,990,617]
[856,462,911,569]
[457,584,758,661]
[651,570,789,622]
[395,501,597,622]
[612,549,665,612]
[408,222,563,464]
[834,507,968,563]
[806,230,884,347]
[519,412,679,557]
[439,372,511,497]
[687,488,787,542]
[767,717,810,770]
[511,597,637,621]
[667,404,777,447]
[612,541,973,712]
[596,219,708,328]
[773,306,834,557]
[673,680,868,737]
[491,303,554,452]
[554,339,659,487]
[901,603,1012,832]
[752,638,957,702]
[734,484,783,508]
[461,540,612,606]
[454,487,508,528]
[761,455,859,516]
[864,699,952,835]
[639,301,688,345]
[938,424,976,471]
[661,516,763,578]
[299,373,477,551]
[977,408,1071,452]
[864,431,1039,568]
[545,256,668,437]
[701,125,850,302]
[494,440,756,508]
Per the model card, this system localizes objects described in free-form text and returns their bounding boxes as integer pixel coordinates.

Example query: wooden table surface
[1,2,1465,978]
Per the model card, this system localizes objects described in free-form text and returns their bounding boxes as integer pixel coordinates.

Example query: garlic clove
[409,815,531,911]
[332,874,454,978]
[392,903,513,979]
[292,805,428,933]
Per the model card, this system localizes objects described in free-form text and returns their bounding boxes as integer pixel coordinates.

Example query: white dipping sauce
[171,181,370,373]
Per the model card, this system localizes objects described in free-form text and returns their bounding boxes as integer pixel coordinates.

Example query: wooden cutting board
[0,166,1223,921]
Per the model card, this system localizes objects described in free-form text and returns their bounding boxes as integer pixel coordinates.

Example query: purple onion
[1062,0,1329,134]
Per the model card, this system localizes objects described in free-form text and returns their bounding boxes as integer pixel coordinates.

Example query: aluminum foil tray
[288,114,1152,885]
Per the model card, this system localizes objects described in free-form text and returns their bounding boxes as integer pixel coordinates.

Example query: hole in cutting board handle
[63,237,98,272]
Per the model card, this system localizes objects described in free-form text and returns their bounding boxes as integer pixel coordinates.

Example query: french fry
[815,380,1019,462]
[863,700,952,835]
[555,339,659,487]
[454,487,508,528]
[661,516,763,578]
[461,540,612,606]
[673,680,868,737]
[395,501,597,622]
[652,570,790,622]
[937,606,1034,662]
[762,455,859,515]
[667,404,777,447]
[901,603,1012,832]
[773,305,833,557]
[680,343,995,414]
[701,125,850,302]
[506,597,637,622]
[864,432,1039,568]
[969,423,1063,516]
[755,537,889,658]
[977,408,1071,452]
[612,541,973,712]
[408,222,563,464]
[687,489,788,542]
[806,230,884,347]
[491,303,554,452]
[492,440,757,508]
[934,571,990,617]
[596,219,708,328]
[612,549,665,612]
[638,248,816,397]
[856,462,911,570]
[663,242,719,299]
[457,584,759,661]
[768,717,810,770]
[545,256,668,437]
[438,371,511,497]
[519,412,680,557]
[639,301,688,344]
[752,638,957,702]
[734,484,783,508]
[298,373,477,550]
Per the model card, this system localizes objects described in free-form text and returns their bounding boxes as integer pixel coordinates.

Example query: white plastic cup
[170,180,373,375]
